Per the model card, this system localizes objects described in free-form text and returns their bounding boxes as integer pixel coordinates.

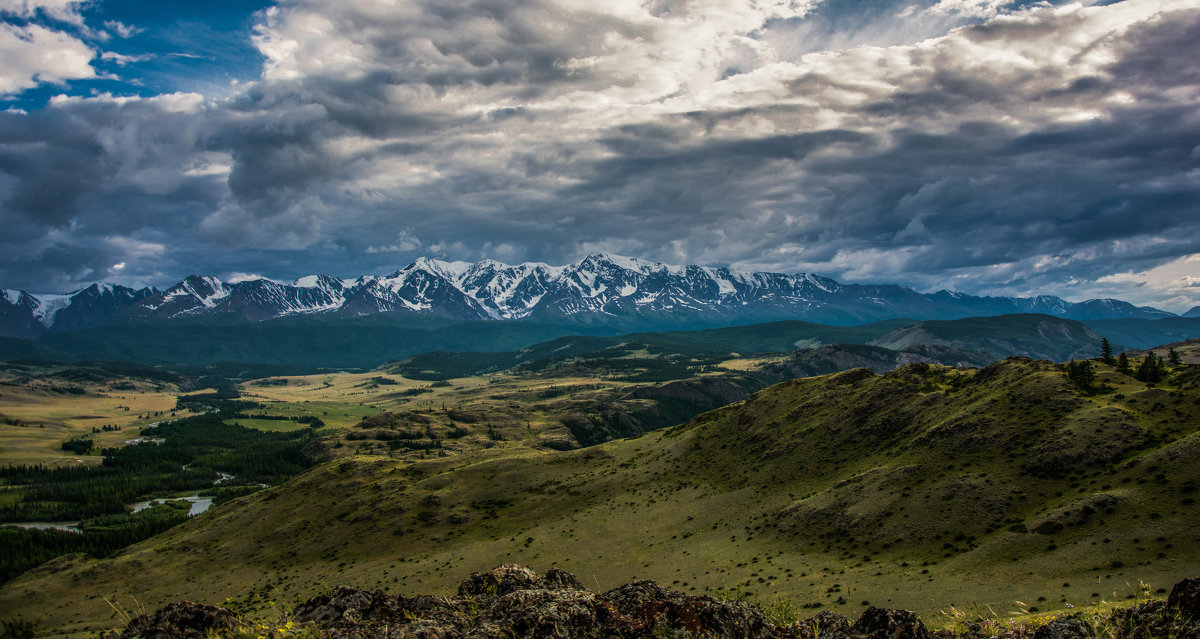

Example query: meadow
[0,350,1196,636]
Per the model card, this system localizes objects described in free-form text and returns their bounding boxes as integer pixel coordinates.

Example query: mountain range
[0,254,1180,339]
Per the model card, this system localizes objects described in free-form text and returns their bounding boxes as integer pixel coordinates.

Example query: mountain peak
[0,257,1188,338]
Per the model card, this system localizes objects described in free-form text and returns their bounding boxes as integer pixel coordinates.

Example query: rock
[458,564,542,598]
[292,585,446,627]
[487,588,610,638]
[783,610,856,639]
[1031,616,1093,639]
[853,606,931,639]
[1107,601,1169,639]
[1167,577,1200,619]
[600,580,772,638]
[114,570,1200,639]
[540,567,586,591]
[117,601,236,638]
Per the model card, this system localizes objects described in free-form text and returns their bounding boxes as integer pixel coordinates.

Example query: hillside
[105,565,1200,639]
[29,315,584,368]
[4,312,1198,371]
[392,314,1105,381]
[1136,338,1200,365]
[4,356,1198,636]
[1083,317,1200,351]
[869,314,1111,361]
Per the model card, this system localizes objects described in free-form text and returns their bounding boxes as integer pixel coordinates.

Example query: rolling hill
[4,356,1197,636]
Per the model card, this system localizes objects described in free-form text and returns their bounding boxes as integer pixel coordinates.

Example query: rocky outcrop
[116,601,238,638]
[112,567,1200,639]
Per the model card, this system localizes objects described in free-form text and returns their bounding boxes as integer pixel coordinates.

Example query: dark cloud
[0,0,1197,313]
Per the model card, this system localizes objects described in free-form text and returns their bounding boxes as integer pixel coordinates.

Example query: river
[3,495,214,534]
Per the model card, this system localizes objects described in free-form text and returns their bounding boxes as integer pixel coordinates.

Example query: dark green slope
[393,315,1115,381]
[30,314,586,368]
[7,356,1198,635]
[678,358,1199,557]
[9,313,1200,371]
[392,319,919,379]
[0,337,71,362]
[1083,317,1200,350]
[869,313,1111,361]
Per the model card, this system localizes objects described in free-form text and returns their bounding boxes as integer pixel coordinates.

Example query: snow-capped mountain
[127,275,360,322]
[0,284,157,339]
[0,254,1183,339]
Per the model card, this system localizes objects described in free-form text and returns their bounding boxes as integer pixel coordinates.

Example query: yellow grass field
[0,379,187,467]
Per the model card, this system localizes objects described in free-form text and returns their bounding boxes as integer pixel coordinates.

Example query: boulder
[458,564,542,598]
[117,601,236,639]
[1031,616,1093,639]
[853,606,931,639]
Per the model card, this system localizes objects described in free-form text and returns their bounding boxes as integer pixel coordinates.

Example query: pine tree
[1168,348,1182,366]
[1135,352,1167,383]
[1065,360,1095,391]
[1117,352,1131,374]
[1100,338,1114,365]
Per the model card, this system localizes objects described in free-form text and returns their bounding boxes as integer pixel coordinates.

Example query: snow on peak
[577,253,687,276]
[1,289,20,305]
[86,282,115,296]
[293,275,337,289]
[803,273,834,293]
[178,276,229,308]
[408,257,475,281]
[700,267,737,296]
[31,293,73,327]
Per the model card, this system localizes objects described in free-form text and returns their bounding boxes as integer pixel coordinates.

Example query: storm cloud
[0,0,1198,311]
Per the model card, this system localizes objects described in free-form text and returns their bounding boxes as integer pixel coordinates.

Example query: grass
[223,419,313,433]
[2,357,1199,637]
[0,363,192,467]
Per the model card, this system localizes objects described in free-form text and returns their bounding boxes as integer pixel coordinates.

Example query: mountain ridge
[0,254,1180,339]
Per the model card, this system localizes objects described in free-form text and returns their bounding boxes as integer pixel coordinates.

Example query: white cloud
[100,50,152,66]
[226,272,279,284]
[0,21,95,94]
[927,0,1013,20]
[103,20,142,39]
[366,230,422,254]
[0,0,88,25]
[104,236,165,260]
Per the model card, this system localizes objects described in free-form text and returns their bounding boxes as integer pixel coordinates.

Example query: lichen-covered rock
[853,606,930,639]
[1168,577,1200,619]
[781,610,856,639]
[113,569,1200,639]
[1031,616,1093,639]
[539,566,586,591]
[600,579,773,638]
[487,588,611,638]
[292,585,449,627]
[458,564,542,598]
[1107,601,1169,639]
[117,601,236,638]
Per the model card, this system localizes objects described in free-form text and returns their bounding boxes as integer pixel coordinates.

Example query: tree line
[0,414,318,585]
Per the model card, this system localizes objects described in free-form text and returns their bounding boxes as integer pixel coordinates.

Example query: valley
[0,324,1197,636]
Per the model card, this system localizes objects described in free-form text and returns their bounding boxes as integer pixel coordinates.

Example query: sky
[1,0,1198,312]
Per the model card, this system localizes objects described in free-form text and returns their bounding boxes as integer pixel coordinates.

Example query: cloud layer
[1,0,1198,312]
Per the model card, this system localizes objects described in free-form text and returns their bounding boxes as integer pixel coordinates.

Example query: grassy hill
[391,315,1106,381]
[389,319,919,380]
[4,356,1197,636]
[23,315,587,368]
[1083,317,1200,351]
[6,314,1196,372]
[868,314,1112,361]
